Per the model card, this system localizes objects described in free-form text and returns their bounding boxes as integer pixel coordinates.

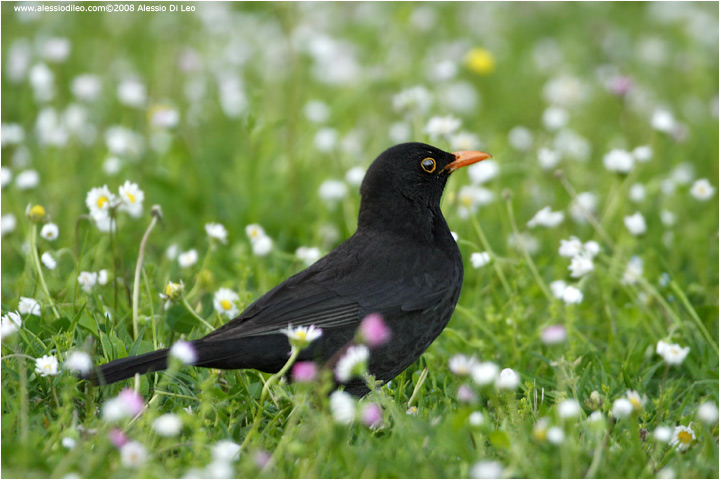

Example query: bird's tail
[91,348,169,385]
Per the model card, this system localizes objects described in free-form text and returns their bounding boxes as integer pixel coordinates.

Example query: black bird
[93,142,491,395]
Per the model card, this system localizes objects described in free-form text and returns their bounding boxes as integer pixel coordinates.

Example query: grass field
[1,2,718,478]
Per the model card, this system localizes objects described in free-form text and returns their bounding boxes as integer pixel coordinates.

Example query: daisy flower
[329,390,356,425]
[296,246,322,266]
[178,249,198,268]
[624,212,647,236]
[318,180,348,203]
[118,181,144,217]
[35,354,60,377]
[213,288,239,318]
[64,351,93,376]
[603,149,634,173]
[669,425,695,451]
[469,461,504,479]
[568,255,594,278]
[612,398,633,419]
[471,361,499,386]
[424,115,461,140]
[169,340,196,365]
[77,271,98,293]
[86,185,116,215]
[527,206,564,228]
[625,390,646,412]
[690,178,715,201]
[357,313,391,348]
[41,252,57,270]
[558,399,581,419]
[153,414,183,437]
[448,354,477,376]
[205,222,228,244]
[470,252,491,269]
[281,324,323,350]
[335,345,369,382]
[18,297,41,316]
[1,311,22,338]
[697,401,719,425]
[656,340,690,365]
[40,223,59,241]
[120,441,148,468]
[495,368,520,390]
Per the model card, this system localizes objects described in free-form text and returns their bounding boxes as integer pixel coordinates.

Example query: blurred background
[1,1,718,298]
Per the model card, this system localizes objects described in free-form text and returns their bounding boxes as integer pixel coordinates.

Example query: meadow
[1,2,718,478]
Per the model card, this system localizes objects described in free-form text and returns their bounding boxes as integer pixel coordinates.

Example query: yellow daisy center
[678,431,693,444]
[465,47,496,75]
[29,205,45,217]
[296,331,307,341]
[630,397,641,408]
[533,429,547,442]
[126,192,136,204]
[220,300,232,310]
[97,196,108,208]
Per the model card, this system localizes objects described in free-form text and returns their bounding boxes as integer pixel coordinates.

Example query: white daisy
[77,271,98,293]
[35,354,60,377]
[205,222,228,244]
[281,324,323,350]
[118,181,144,218]
[669,425,695,451]
[153,414,183,437]
[329,390,356,425]
[213,288,239,318]
[64,351,93,375]
[690,178,715,201]
[335,345,369,382]
[86,185,116,215]
[18,297,41,316]
[41,252,57,270]
[178,249,198,268]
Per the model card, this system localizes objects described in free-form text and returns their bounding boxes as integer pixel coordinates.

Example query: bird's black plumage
[93,142,491,395]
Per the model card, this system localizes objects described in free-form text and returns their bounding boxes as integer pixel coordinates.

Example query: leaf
[165,304,196,334]
[488,430,511,450]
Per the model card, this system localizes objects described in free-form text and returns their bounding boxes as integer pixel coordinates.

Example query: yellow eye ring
[421,157,436,173]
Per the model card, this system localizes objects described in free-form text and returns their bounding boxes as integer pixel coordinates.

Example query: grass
[1,2,718,478]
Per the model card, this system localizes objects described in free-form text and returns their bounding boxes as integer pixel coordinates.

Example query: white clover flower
[697,401,719,425]
[541,325,568,345]
[72,74,101,101]
[295,246,322,266]
[424,115,461,139]
[625,390,647,412]
[669,425,695,451]
[117,181,144,218]
[213,288,239,318]
[314,127,338,152]
[153,414,183,437]
[170,340,197,365]
[335,344,369,382]
[392,86,433,115]
[86,185,116,215]
[633,145,653,162]
[467,160,499,185]
[651,108,675,133]
[550,280,567,299]
[457,185,495,219]
[527,206,564,228]
[448,354,477,376]
[1,167,12,188]
[18,297,41,316]
[568,255,594,278]
[547,426,565,445]
[211,440,241,462]
[117,79,147,108]
[656,340,689,365]
[78,271,98,293]
[468,411,485,426]
[345,166,365,186]
[624,212,647,236]
[450,131,481,152]
[15,169,40,190]
[495,368,520,390]
[470,252,491,269]
[690,178,716,201]
[558,237,582,258]
[205,222,228,244]
[1,311,22,338]
[64,351,93,376]
[469,460,504,479]
[537,147,561,170]
[303,100,330,123]
[120,441,147,468]
[281,324,323,350]
[178,249,198,268]
[251,236,273,257]
[318,179,348,203]
[508,126,533,151]
[41,252,57,270]
[562,286,583,305]
[603,149,635,174]
[329,390,356,425]
[558,399,581,419]
[629,183,646,203]
[40,223,59,241]
[621,256,643,285]
[542,106,569,131]
[612,398,633,419]
[653,426,673,443]
[35,354,60,377]
[471,361,499,386]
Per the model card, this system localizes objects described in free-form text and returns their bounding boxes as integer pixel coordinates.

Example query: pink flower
[109,427,128,448]
[360,403,383,428]
[254,450,271,469]
[118,388,145,416]
[606,75,633,96]
[357,313,391,348]
[541,325,568,345]
[457,384,477,403]
[292,361,318,382]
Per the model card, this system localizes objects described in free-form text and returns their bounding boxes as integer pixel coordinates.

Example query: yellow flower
[27,204,46,222]
[465,47,495,75]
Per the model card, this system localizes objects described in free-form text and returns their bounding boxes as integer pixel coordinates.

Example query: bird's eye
[421,157,436,173]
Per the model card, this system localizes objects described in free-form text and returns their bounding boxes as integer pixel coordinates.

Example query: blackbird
[93,142,491,395]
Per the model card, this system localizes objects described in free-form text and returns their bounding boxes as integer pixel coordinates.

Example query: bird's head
[360,142,491,208]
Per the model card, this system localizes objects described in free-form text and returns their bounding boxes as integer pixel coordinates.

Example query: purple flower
[109,427,128,448]
[606,75,633,96]
[357,313,391,348]
[541,325,568,345]
[292,361,318,382]
[360,403,383,428]
[457,384,477,403]
[118,388,145,417]
[254,450,271,469]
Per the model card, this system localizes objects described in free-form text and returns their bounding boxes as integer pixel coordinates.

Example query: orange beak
[444,151,493,173]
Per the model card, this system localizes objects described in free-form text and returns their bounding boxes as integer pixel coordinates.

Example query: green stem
[556,172,615,250]
[186,243,214,301]
[29,224,61,319]
[181,297,215,332]
[132,213,160,340]
[503,197,553,302]
[469,214,512,297]
[669,281,718,356]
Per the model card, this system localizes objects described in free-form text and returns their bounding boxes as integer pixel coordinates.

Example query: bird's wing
[199,235,459,342]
